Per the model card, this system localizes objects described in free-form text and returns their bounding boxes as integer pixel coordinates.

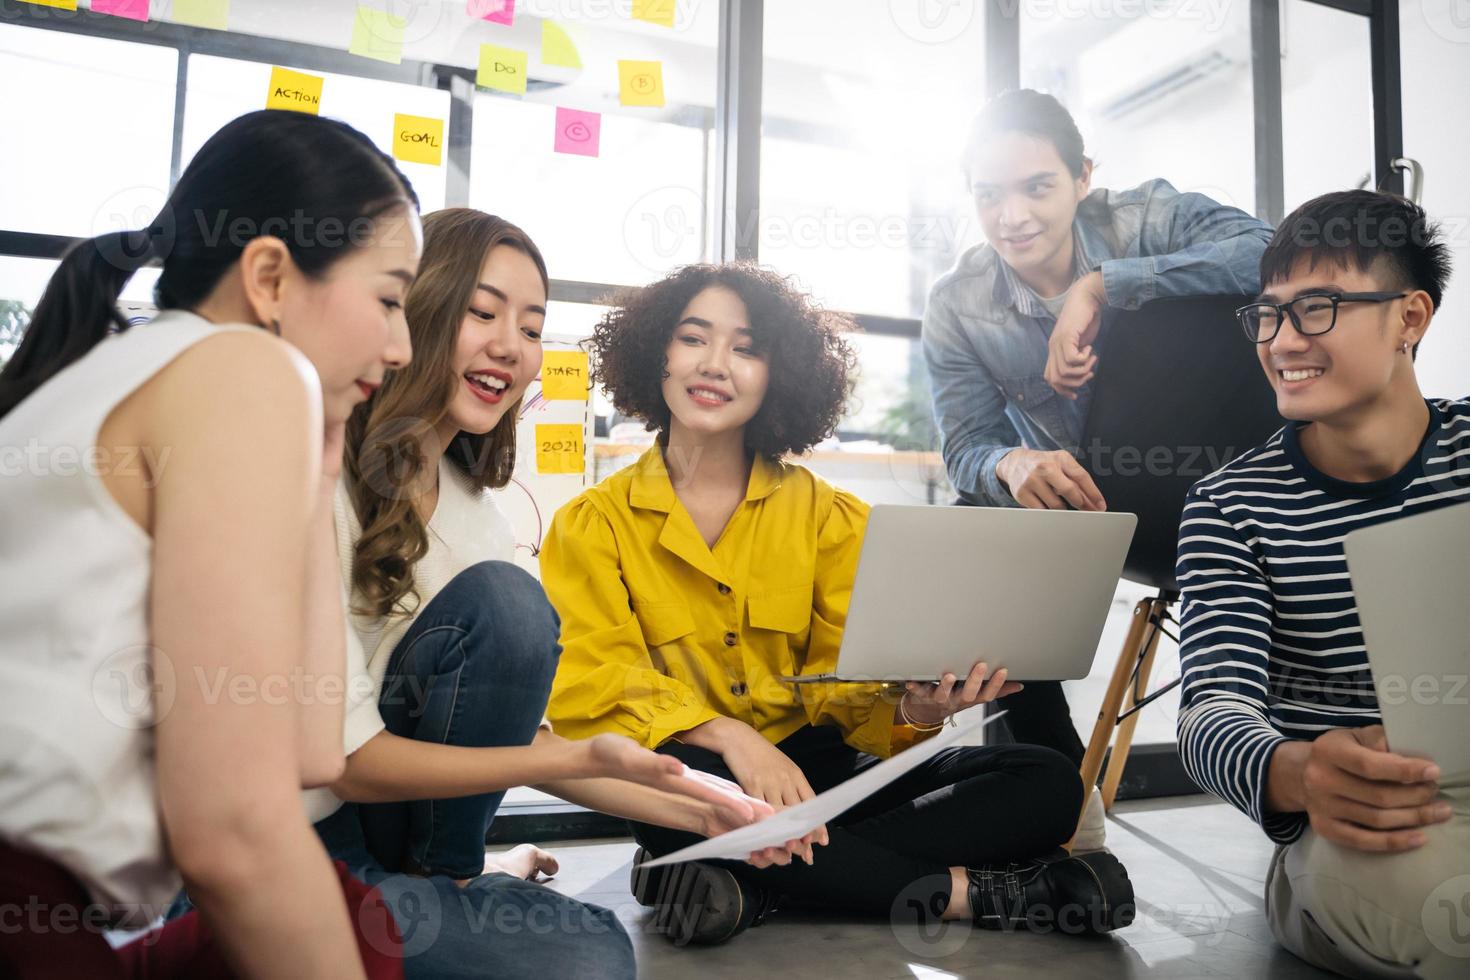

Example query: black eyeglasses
[1236,291,1407,344]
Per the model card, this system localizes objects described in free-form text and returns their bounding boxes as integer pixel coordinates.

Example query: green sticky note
[477,43,528,95]
[173,0,229,30]
[349,6,406,65]
[541,20,581,69]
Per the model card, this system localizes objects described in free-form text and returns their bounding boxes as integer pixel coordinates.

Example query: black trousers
[993,680,1087,768]
[630,724,1081,918]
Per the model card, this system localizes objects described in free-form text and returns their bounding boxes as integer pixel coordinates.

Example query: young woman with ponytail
[0,109,422,979]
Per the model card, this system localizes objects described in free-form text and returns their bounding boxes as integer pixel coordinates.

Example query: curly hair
[590,263,857,457]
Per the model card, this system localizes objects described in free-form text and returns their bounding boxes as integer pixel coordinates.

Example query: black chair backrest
[1081,294,1284,594]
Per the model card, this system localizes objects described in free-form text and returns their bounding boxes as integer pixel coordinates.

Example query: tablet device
[1345,502,1470,776]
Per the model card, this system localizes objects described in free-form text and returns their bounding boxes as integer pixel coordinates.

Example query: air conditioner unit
[1079,15,1250,122]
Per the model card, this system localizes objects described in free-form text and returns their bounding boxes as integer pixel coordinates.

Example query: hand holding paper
[637,709,1005,869]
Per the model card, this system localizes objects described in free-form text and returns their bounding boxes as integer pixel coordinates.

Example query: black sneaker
[630,847,780,946]
[966,848,1135,935]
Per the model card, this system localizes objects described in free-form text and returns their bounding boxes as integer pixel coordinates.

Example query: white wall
[1401,0,1470,399]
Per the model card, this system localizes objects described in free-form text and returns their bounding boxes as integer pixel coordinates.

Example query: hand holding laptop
[902,660,1024,726]
[778,505,1136,686]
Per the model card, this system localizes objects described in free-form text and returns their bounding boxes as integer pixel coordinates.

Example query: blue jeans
[316,561,635,980]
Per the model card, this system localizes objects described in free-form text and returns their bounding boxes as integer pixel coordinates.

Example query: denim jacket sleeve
[1098,178,1274,311]
[921,283,1021,508]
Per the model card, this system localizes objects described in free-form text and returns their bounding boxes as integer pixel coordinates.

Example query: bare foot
[482,843,560,883]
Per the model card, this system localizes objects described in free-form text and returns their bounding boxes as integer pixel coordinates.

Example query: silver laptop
[781,504,1136,684]
[1345,502,1470,776]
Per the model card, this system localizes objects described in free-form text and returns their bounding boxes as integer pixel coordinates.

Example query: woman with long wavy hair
[316,209,798,979]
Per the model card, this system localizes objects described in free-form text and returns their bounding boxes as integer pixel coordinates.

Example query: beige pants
[1266,772,1470,979]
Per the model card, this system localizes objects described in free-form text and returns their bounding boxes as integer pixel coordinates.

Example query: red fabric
[0,843,123,980]
[0,845,402,980]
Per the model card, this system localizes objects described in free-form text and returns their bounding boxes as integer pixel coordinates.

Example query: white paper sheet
[637,709,1006,868]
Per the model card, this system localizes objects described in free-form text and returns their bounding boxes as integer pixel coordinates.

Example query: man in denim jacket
[925,91,1273,510]
[921,91,1272,850]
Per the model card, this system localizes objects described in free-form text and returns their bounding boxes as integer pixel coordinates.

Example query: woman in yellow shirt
[541,264,1136,946]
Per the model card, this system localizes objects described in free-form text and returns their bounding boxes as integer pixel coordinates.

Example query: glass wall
[470,97,712,286]
[759,1,986,465]
[1281,1,1375,208]
[0,23,176,237]
[181,53,451,214]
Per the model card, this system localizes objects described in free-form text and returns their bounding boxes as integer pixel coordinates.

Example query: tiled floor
[501,794,1340,980]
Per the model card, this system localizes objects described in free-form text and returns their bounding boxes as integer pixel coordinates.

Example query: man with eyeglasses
[1174,189,1469,979]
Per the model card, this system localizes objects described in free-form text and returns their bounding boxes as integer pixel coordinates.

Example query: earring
[269,318,282,337]
[1401,340,1410,354]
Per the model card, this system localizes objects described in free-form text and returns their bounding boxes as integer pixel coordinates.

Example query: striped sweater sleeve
[1175,484,1307,844]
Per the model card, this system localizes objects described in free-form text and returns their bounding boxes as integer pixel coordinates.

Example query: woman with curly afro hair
[540,264,1126,947]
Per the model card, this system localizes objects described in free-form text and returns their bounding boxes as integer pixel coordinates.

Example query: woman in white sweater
[313,209,798,979]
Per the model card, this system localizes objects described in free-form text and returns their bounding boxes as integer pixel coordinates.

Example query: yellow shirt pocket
[747,584,814,635]
[633,600,696,647]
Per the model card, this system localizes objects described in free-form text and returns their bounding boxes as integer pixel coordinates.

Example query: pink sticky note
[554,107,600,158]
[93,0,149,20]
[468,0,514,25]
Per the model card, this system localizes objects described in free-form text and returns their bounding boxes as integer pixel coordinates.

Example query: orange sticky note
[540,350,589,400]
[618,59,665,107]
[631,0,675,28]
[477,43,528,95]
[265,66,323,114]
[392,113,444,166]
[535,424,585,474]
[173,0,229,30]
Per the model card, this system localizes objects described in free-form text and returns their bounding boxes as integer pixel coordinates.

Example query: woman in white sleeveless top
[0,110,421,980]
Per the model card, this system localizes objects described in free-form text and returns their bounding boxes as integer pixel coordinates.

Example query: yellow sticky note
[618,60,665,107]
[173,0,229,30]
[632,0,675,28]
[20,0,77,9]
[541,351,589,401]
[540,20,581,69]
[477,44,528,95]
[349,6,406,65]
[535,424,585,475]
[392,113,444,166]
[265,66,324,114]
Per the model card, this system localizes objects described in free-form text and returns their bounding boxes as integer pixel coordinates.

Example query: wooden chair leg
[1100,597,1167,810]
[1070,598,1151,846]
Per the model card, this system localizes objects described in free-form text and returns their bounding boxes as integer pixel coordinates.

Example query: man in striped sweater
[1175,189,1469,979]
